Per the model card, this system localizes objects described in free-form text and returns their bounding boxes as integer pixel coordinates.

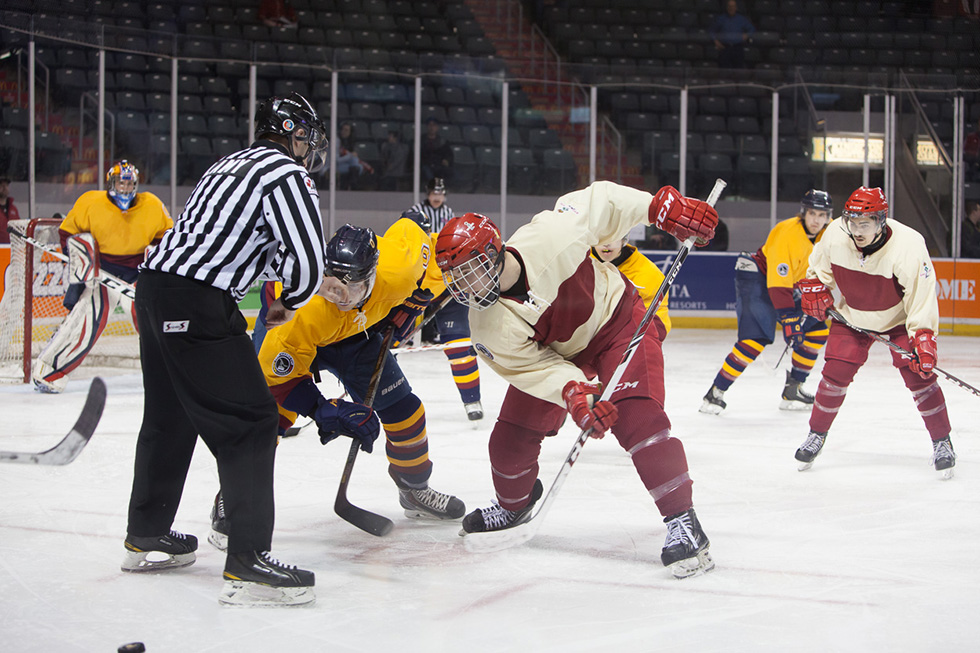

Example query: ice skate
[932,436,955,480]
[780,372,814,411]
[398,486,466,520]
[464,400,484,421]
[661,508,714,579]
[460,479,543,535]
[219,551,315,607]
[121,530,198,572]
[699,385,726,415]
[795,430,827,471]
[208,491,229,551]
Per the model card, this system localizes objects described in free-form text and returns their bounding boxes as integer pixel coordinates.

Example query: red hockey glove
[797,278,833,321]
[562,380,618,439]
[650,186,718,247]
[908,329,937,379]
[387,287,433,343]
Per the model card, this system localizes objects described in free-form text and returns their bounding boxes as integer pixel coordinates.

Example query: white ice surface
[1,329,979,652]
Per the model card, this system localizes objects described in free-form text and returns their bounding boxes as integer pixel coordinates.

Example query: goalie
[33,161,172,393]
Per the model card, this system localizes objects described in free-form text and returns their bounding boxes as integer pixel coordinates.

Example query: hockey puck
[118,643,146,653]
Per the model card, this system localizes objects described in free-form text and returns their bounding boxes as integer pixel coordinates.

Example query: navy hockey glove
[777,309,806,347]
[387,287,433,343]
[63,282,86,310]
[315,397,381,453]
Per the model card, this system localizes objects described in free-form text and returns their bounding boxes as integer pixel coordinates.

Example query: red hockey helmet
[842,186,888,243]
[435,213,504,310]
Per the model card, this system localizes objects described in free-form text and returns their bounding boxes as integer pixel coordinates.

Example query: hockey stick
[0,377,106,465]
[827,309,980,398]
[7,226,137,301]
[334,326,396,536]
[393,342,456,354]
[464,178,728,553]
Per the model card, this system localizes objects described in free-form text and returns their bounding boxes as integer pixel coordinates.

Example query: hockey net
[0,218,140,384]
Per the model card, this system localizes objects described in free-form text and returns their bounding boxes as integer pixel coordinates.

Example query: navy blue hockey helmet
[325,224,379,284]
[801,189,833,214]
[401,208,430,233]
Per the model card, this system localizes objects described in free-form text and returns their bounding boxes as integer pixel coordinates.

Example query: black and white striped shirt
[144,141,325,310]
[410,199,455,235]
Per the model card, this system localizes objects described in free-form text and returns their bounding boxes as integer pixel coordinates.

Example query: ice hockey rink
[1,328,978,652]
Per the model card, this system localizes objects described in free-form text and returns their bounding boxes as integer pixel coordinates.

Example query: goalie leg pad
[66,233,100,284]
[33,284,111,392]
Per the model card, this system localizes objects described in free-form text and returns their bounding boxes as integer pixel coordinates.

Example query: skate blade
[698,401,724,415]
[403,508,460,521]
[797,460,814,472]
[937,467,955,480]
[779,399,813,411]
[668,549,715,579]
[461,522,537,552]
[121,551,196,573]
[208,529,228,551]
[218,580,315,607]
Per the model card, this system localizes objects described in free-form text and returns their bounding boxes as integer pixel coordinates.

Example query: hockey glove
[314,397,381,453]
[387,287,434,344]
[797,278,833,321]
[562,380,618,439]
[649,185,718,247]
[63,282,86,310]
[908,329,938,379]
[777,309,806,347]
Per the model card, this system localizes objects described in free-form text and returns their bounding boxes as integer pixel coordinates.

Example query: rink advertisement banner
[640,252,980,333]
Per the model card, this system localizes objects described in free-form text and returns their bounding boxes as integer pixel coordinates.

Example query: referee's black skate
[661,509,714,579]
[795,430,827,470]
[780,371,814,411]
[121,530,198,572]
[460,479,543,534]
[208,491,229,551]
[219,551,315,607]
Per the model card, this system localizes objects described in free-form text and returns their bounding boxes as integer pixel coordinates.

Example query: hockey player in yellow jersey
[34,161,172,393]
[700,189,832,414]
[592,236,671,341]
[209,217,465,549]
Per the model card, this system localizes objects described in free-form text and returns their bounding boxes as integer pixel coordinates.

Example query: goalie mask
[320,224,379,311]
[435,213,504,311]
[106,160,139,211]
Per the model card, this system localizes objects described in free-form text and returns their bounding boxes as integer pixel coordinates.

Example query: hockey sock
[443,339,481,404]
[712,339,764,391]
[487,420,544,511]
[377,393,431,489]
[900,367,952,441]
[789,324,829,382]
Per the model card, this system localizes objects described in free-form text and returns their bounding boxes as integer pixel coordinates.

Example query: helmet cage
[106,160,139,210]
[443,251,501,311]
[436,213,503,311]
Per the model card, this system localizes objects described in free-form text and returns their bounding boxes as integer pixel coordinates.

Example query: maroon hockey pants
[487,293,694,519]
[809,320,951,440]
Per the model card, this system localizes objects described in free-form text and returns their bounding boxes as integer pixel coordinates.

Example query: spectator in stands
[0,175,20,244]
[380,129,410,191]
[420,117,454,186]
[709,0,755,69]
[962,201,980,259]
[257,0,297,27]
[335,121,373,190]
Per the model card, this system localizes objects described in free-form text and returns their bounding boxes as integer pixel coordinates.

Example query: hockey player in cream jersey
[793,187,956,478]
[436,181,719,578]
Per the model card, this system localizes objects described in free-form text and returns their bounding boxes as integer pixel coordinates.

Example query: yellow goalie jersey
[259,218,431,419]
[59,190,172,268]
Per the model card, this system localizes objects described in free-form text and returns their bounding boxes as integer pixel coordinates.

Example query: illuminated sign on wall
[811,134,944,166]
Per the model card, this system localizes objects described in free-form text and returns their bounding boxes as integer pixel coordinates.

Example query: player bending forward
[208,219,465,546]
[435,181,719,578]
[793,187,956,479]
[34,161,172,393]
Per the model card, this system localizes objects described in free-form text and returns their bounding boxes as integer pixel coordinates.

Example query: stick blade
[334,498,394,537]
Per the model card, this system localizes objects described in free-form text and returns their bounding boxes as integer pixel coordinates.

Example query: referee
[410,177,454,233]
[123,93,327,607]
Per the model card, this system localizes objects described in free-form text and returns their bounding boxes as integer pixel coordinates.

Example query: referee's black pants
[127,270,279,553]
